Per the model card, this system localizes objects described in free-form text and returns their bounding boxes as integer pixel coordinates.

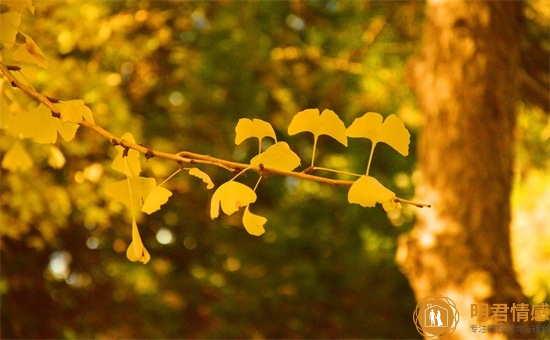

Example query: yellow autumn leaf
[348,175,396,208]
[111,132,141,177]
[105,176,156,212]
[288,108,348,146]
[6,104,78,144]
[12,32,49,69]
[242,205,266,236]
[0,11,21,47]
[346,112,410,156]
[57,100,94,124]
[142,186,173,214]
[235,118,277,147]
[210,181,257,219]
[189,167,214,189]
[1,141,33,172]
[249,141,300,172]
[0,0,34,14]
[126,218,150,264]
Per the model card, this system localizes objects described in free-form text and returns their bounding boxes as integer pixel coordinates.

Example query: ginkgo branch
[0,61,430,208]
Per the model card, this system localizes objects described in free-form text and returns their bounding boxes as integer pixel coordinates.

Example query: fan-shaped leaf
[12,32,49,69]
[348,175,396,208]
[57,100,94,124]
[288,108,348,146]
[249,141,300,172]
[210,181,257,219]
[235,118,277,146]
[126,218,150,264]
[346,112,410,156]
[142,186,172,214]
[189,167,214,189]
[1,141,33,172]
[111,132,141,177]
[242,205,266,236]
[105,176,156,212]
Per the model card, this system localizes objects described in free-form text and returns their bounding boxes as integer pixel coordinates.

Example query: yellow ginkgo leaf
[235,118,277,148]
[0,11,21,47]
[189,167,214,189]
[249,141,300,172]
[1,141,33,172]
[210,181,257,219]
[57,100,94,124]
[105,176,156,212]
[142,186,173,214]
[12,32,49,69]
[288,108,348,146]
[111,132,141,177]
[346,112,410,156]
[348,175,395,208]
[126,219,151,264]
[242,205,266,236]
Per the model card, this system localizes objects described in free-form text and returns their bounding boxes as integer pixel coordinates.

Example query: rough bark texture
[398,1,533,338]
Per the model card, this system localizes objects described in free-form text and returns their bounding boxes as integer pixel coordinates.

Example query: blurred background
[1,1,548,338]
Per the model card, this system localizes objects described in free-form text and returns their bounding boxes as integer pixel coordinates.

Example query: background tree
[401,0,549,338]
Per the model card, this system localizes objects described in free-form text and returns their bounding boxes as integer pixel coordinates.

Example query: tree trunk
[398,1,533,338]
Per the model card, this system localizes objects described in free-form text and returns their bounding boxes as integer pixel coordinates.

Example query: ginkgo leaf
[346,112,410,156]
[142,186,173,214]
[348,175,396,208]
[210,181,257,219]
[1,141,33,172]
[126,218,150,264]
[288,108,348,146]
[0,0,34,14]
[189,167,214,189]
[6,104,78,144]
[235,118,277,146]
[105,176,156,212]
[0,11,21,47]
[249,141,300,172]
[12,32,49,69]
[57,100,94,124]
[111,132,141,177]
[242,205,266,236]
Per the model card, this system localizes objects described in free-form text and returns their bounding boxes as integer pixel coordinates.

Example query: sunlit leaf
[7,104,62,143]
[126,218,151,264]
[235,118,277,146]
[12,32,49,69]
[142,186,173,214]
[210,181,257,219]
[0,0,34,14]
[189,167,214,189]
[249,141,300,172]
[1,141,33,172]
[288,108,348,146]
[346,112,410,156]
[111,132,141,177]
[57,100,94,124]
[348,175,396,208]
[0,11,21,47]
[105,176,156,211]
[242,205,266,236]
[47,145,65,169]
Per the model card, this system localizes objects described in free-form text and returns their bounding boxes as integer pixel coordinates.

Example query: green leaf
[346,112,410,156]
[141,186,173,214]
[249,141,300,172]
[235,118,277,148]
[210,181,257,219]
[1,141,33,172]
[189,167,214,189]
[111,132,141,177]
[242,205,266,236]
[348,175,396,208]
[126,218,151,264]
[105,176,156,212]
[57,100,94,124]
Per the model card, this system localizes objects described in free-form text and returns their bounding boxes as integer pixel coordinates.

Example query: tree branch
[0,61,429,208]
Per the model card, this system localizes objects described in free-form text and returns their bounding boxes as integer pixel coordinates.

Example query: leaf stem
[158,168,183,187]
[366,142,377,176]
[311,136,318,168]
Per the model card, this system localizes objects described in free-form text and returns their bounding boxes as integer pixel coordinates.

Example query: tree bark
[398,1,533,338]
